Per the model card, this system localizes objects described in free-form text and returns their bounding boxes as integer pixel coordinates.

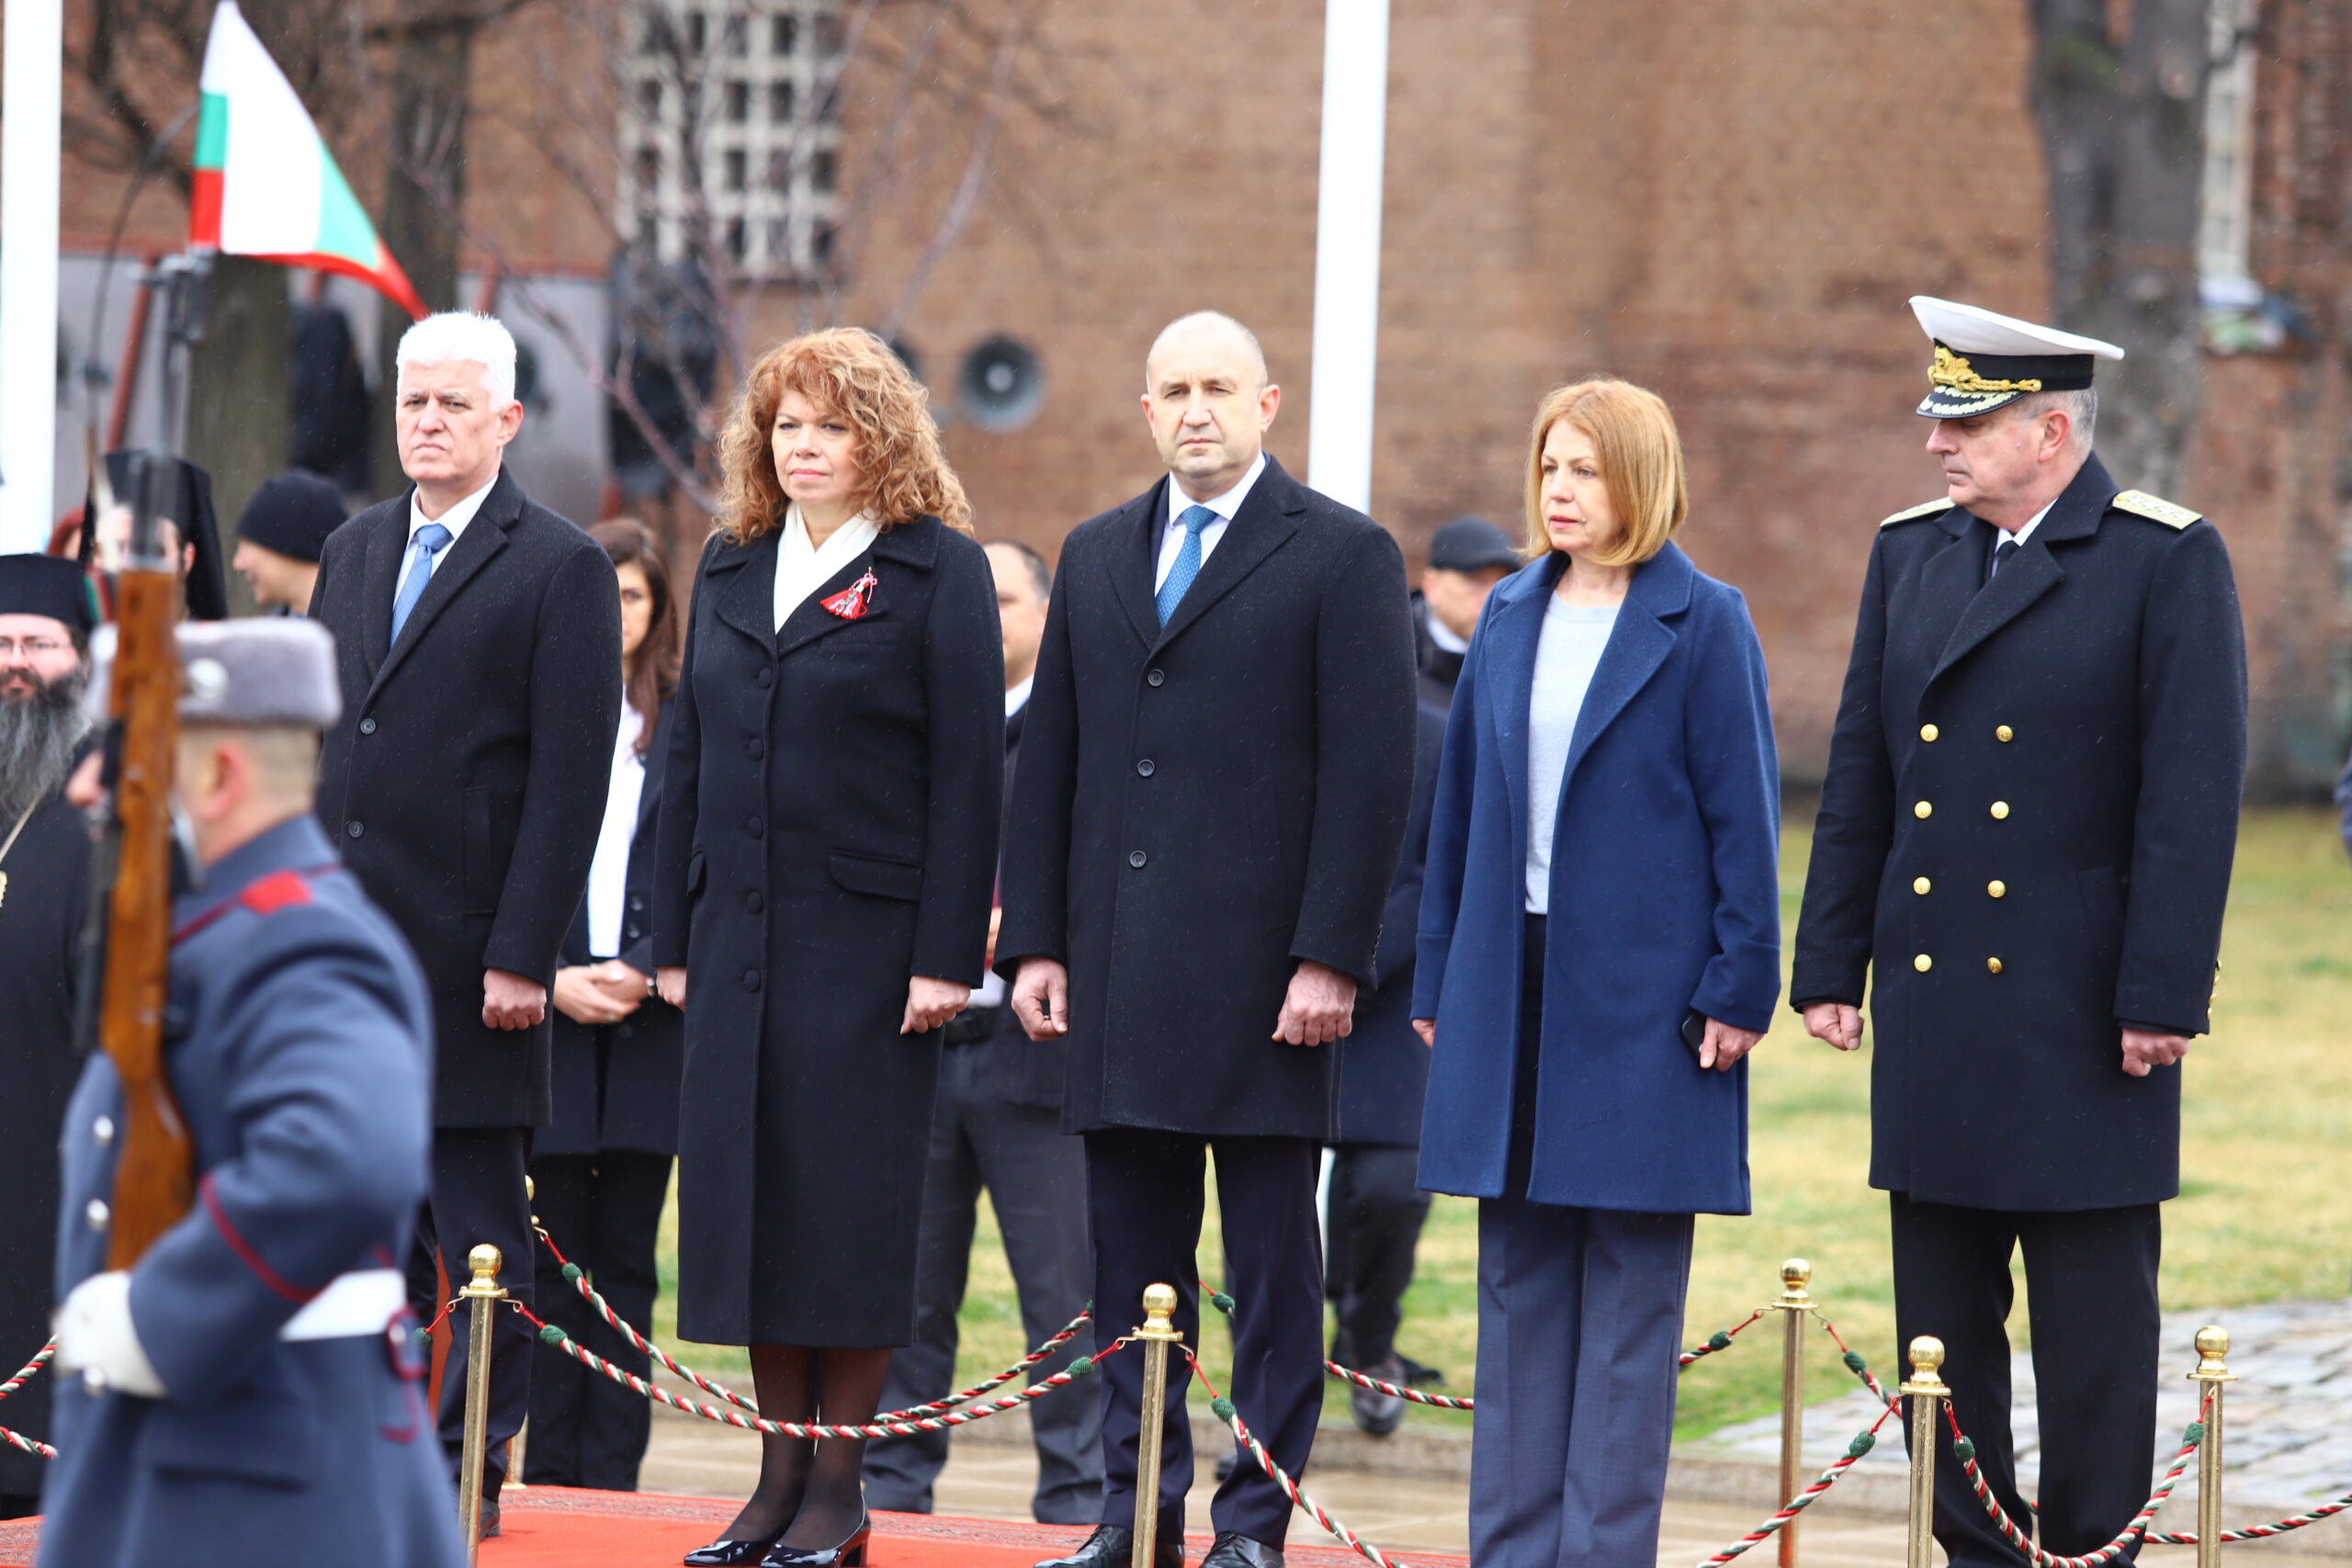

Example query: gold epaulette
[2112,490,2202,528]
[1879,499,1954,529]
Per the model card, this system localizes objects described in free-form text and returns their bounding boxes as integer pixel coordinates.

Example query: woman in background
[1412,379,1782,1568]
[525,517,684,1493]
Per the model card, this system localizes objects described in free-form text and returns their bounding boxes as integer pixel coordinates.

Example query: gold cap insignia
[1930,345,2044,396]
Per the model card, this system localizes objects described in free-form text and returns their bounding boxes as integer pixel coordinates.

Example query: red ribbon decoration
[821,570,877,620]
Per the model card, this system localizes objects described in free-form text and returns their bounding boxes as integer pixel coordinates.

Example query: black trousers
[404,1125,536,1504]
[1324,1144,1430,1370]
[523,1150,673,1490]
[863,1040,1100,1522]
[1087,1128,1322,1549]
[1890,1193,2162,1568]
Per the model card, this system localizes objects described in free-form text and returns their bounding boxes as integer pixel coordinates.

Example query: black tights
[722,1344,893,1547]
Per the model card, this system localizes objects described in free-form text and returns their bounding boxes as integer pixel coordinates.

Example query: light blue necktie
[1157,504,1216,626]
[390,523,454,643]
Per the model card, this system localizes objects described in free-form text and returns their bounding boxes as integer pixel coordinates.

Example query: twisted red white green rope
[1946,1393,2206,1568]
[535,1225,1093,1423]
[0,1343,53,1404]
[2149,1490,2352,1545]
[515,1299,1118,1439]
[1184,1346,1410,1568]
[0,1425,54,1460]
[1695,1401,1901,1566]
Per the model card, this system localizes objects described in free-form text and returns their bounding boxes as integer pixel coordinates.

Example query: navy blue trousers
[1084,1128,1322,1549]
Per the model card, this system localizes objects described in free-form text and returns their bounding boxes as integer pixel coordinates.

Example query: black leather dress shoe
[684,1531,785,1566]
[1199,1532,1283,1568]
[478,1499,501,1540]
[1035,1524,1183,1568]
[762,1514,872,1567]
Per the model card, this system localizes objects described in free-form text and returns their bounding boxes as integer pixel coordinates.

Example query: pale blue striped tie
[390,523,453,643]
[1157,505,1216,626]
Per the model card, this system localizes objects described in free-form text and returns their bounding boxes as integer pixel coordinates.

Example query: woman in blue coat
[1411,379,1781,1568]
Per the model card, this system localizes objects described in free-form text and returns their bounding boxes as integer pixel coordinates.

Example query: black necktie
[1986,536,2019,586]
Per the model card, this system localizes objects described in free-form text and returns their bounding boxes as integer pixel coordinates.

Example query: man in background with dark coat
[1001,311,1417,1568]
[1410,516,1516,707]
[1794,296,2246,1568]
[865,537,1101,1524]
[0,556,96,1517]
[310,310,622,1534]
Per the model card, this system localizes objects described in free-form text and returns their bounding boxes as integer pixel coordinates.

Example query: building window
[2199,0,2258,295]
[621,0,844,278]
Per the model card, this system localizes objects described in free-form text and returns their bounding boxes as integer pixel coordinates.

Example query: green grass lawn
[644,807,2352,1443]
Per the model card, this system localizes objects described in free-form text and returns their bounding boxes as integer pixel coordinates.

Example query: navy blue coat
[1412,544,1781,1215]
[40,815,459,1568]
[1336,702,1448,1147]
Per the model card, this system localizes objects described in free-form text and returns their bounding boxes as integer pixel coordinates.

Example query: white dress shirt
[1154,452,1267,592]
[2003,498,2057,548]
[585,703,648,960]
[398,474,498,607]
[775,503,881,632]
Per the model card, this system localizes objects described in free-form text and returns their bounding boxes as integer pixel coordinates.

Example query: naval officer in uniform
[1793,297,2246,1568]
[40,618,461,1568]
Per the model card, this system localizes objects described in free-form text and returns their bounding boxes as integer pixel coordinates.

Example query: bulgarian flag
[190,1,427,320]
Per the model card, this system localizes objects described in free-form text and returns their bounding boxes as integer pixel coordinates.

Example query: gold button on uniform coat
[1914,877,1932,895]
[1914,953,1932,972]
[1987,881,2006,898]
[1914,800,1933,818]
[1986,957,2004,975]
[1920,724,1939,742]
[1990,801,2009,820]
[1996,725,2014,742]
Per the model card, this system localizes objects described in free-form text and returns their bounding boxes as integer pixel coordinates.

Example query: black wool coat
[996,457,1419,1142]
[0,794,87,1496]
[311,468,624,1129]
[652,515,1003,1347]
[540,703,684,1159]
[1337,701,1447,1148]
[1792,454,2247,1212]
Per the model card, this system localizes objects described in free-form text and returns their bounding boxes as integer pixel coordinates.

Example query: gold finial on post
[1900,1337,1950,1568]
[1769,1259,1815,1568]
[2188,1325,2233,1568]
[456,1243,509,1562]
[1130,1283,1184,1568]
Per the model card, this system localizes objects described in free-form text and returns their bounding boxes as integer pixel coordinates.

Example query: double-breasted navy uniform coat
[39,815,458,1568]
[1792,454,2247,1211]
[653,515,1002,1348]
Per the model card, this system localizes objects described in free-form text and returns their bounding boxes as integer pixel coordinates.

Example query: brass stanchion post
[1901,1337,1949,1568]
[2190,1325,2234,1568]
[1129,1284,1184,1568]
[1771,1259,1814,1568]
[456,1243,507,1564]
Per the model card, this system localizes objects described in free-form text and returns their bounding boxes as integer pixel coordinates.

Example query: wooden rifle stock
[96,525,192,1270]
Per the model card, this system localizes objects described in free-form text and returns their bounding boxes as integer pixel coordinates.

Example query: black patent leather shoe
[684,1531,786,1566]
[1035,1524,1183,1568]
[762,1514,872,1567]
[478,1499,501,1540]
[1198,1533,1283,1568]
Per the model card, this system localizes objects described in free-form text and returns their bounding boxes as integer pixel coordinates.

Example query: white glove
[54,1271,167,1399]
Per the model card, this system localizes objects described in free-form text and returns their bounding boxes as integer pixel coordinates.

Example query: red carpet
[0,1489,1468,1567]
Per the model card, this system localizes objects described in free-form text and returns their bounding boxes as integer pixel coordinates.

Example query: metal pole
[1773,1259,1814,1568]
[0,0,63,552]
[1305,0,1392,515]
[2190,1325,2234,1568]
[457,1244,507,1564]
[1130,1283,1183,1568]
[1901,1337,1949,1568]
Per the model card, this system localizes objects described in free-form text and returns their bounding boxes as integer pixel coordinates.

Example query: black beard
[0,665,91,823]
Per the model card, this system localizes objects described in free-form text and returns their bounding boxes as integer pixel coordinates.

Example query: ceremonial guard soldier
[39,619,462,1568]
[1793,298,2246,1568]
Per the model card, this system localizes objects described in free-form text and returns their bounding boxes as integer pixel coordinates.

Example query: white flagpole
[1305,0,1392,516]
[1,0,63,553]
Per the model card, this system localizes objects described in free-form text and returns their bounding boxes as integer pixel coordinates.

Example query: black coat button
[617,1024,633,1039]
[1128,850,1148,868]
[626,924,642,940]
[628,895,645,910]
[756,667,774,689]
[747,737,764,760]
[741,968,762,992]
[1136,759,1156,777]
[1147,669,1166,687]
[345,820,364,839]
[358,716,378,735]
[746,816,764,839]
[744,890,763,913]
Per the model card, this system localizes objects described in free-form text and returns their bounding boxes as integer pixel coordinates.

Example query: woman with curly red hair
[654,329,1002,1567]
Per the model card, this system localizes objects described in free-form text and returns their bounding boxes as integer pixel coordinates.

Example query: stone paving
[1688,1297,2352,1525]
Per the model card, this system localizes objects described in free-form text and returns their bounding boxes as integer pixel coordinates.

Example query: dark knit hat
[235,469,348,564]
